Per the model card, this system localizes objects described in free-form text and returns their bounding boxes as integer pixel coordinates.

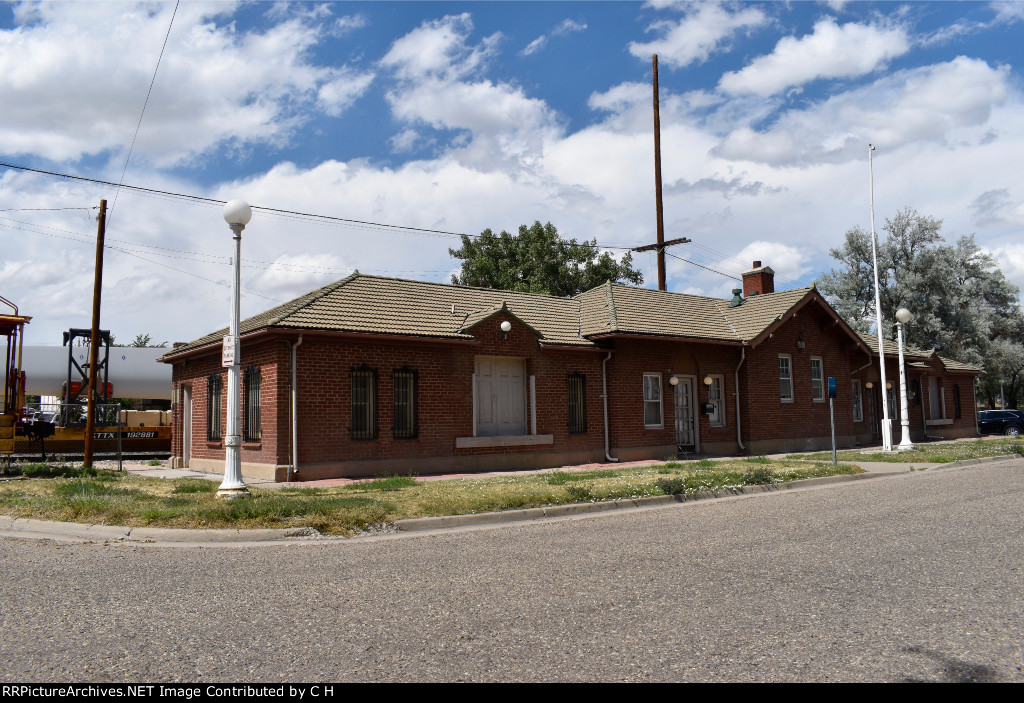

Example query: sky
[2,0,1024,348]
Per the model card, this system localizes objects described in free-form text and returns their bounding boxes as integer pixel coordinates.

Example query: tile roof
[857,333,982,373]
[162,274,854,359]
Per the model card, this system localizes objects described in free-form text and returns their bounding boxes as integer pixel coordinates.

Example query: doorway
[673,376,698,453]
[475,357,526,436]
[182,385,192,468]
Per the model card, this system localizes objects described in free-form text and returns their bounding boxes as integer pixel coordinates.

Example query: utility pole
[635,55,692,289]
[652,54,666,290]
[83,199,106,468]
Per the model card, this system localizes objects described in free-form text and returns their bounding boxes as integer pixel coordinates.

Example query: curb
[0,455,1016,544]
[393,471,880,532]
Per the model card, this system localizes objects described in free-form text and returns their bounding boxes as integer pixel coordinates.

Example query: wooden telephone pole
[636,55,689,290]
[83,199,107,468]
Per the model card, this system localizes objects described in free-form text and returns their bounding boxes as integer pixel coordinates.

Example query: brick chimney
[742,261,775,296]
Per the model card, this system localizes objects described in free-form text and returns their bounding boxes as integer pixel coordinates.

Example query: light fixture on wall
[500,320,511,340]
[886,382,892,389]
[865,381,874,389]
[669,376,679,386]
[703,375,713,386]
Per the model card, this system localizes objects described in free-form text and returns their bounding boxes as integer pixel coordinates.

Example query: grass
[0,458,861,536]
[787,438,1024,464]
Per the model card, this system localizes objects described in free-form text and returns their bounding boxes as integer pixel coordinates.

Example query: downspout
[602,351,618,462]
[734,348,746,451]
[290,334,303,482]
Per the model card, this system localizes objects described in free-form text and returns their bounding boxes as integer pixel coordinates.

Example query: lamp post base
[216,486,251,500]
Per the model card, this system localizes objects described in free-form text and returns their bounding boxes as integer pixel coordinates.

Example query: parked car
[977,409,1024,436]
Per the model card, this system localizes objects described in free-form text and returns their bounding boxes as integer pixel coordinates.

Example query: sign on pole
[222,335,235,367]
[828,376,837,466]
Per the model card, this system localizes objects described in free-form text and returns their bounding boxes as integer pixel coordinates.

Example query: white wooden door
[476,358,526,436]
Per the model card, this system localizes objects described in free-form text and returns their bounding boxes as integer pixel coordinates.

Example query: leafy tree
[112,333,167,348]
[817,207,1024,406]
[449,221,643,297]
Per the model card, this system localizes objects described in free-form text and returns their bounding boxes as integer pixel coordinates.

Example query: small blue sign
[828,377,837,398]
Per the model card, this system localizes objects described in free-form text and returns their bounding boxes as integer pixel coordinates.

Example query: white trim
[778,354,794,403]
[708,374,725,427]
[643,372,664,429]
[456,434,554,448]
[810,356,825,402]
[530,375,536,435]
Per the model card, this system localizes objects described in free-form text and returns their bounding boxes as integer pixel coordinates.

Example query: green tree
[449,221,643,297]
[112,333,167,348]
[816,208,1024,398]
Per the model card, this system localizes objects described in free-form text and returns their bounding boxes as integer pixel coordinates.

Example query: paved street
[1,460,1022,682]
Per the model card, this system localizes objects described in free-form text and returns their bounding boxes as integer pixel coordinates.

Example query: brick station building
[160,263,981,481]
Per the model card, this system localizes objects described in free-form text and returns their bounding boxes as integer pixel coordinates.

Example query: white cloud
[380,13,500,81]
[719,19,910,97]
[381,15,561,165]
[715,57,1010,166]
[0,2,374,166]
[521,18,587,56]
[628,4,768,68]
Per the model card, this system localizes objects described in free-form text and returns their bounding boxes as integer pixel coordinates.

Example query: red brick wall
[740,304,860,444]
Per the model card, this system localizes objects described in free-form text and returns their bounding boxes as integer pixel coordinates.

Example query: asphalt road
[1,460,1022,682]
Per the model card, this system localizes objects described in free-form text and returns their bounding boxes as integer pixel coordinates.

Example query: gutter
[290,334,303,482]
[602,351,618,462]
[734,347,746,451]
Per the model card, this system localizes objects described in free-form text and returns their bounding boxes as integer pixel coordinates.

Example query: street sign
[222,335,235,367]
[828,376,837,398]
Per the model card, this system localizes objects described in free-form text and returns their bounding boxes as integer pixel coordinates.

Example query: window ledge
[926,419,953,426]
[456,434,554,449]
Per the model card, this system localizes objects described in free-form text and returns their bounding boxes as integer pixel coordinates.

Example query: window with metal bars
[207,373,222,441]
[243,365,261,442]
[351,366,377,440]
[568,372,587,434]
[393,368,418,439]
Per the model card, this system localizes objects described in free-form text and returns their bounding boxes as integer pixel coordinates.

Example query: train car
[11,327,173,458]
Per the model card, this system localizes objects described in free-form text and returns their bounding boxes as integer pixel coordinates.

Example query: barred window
[207,373,222,441]
[243,365,261,442]
[393,368,418,439]
[953,385,962,419]
[568,372,587,434]
[351,367,377,440]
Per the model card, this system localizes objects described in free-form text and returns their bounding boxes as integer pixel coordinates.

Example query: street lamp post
[896,307,914,450]
[218,199,252,499]
[868,144,892,451]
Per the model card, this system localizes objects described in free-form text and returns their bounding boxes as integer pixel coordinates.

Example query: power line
[0,159,640,250]
[665,251,740,281]
[108,1,179,226]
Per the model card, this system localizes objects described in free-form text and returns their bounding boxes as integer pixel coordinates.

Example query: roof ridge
[604,280,619,331]
[712,300,739,336]
[353,272,578,302]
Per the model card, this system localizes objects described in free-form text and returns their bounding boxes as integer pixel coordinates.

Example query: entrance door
[674,376,697,451]
[182,385,192,469]
[475,358,526,436]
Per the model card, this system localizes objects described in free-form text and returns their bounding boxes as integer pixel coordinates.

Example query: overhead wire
[107,1,179,226]
[0,160,639,250]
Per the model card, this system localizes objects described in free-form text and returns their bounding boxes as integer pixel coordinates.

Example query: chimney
[742,260,775,296]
